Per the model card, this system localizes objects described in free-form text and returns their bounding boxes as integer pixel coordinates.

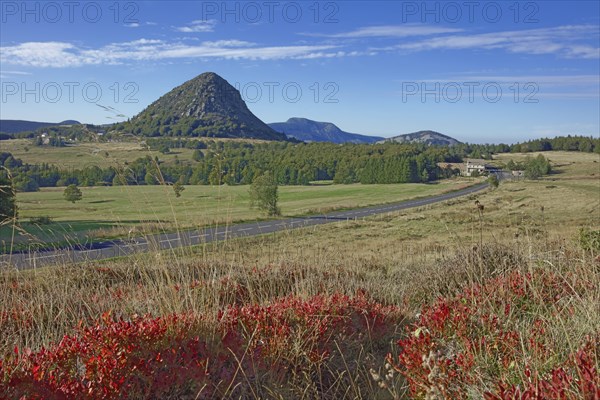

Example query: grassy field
[2,177,479,250]
[1,137,266,168]
[1,151,598,398]
[494,150,600,176]
[1,138,195,168]
[173,151,598,278]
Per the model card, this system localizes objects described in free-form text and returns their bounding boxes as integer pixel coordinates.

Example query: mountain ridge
[269,117,383,144]
[378,130,461,146]
[0,120,81,135]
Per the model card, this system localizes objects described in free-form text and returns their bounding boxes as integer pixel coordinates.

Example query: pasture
[2,178,477,250]
[1,138,193,168]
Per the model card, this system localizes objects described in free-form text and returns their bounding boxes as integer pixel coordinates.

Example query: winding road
[1,182,488,270]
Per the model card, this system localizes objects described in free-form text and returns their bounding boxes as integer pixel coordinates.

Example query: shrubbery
[1,293,400,399]
[386,269,599,399]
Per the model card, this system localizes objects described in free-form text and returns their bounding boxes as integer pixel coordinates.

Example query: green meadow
[2,178,477,251]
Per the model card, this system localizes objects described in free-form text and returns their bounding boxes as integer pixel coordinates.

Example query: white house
[465,159,491,176]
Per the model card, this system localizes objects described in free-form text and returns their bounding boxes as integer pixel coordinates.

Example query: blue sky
[1,0,599,143]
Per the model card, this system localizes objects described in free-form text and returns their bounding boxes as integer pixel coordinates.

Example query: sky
[1,0,599,144]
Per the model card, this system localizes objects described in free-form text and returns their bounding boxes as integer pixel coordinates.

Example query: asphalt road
[1,182,488,270]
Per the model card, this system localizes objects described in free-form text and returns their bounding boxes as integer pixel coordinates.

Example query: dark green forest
[0,142,453,191]
[0,135,597,192]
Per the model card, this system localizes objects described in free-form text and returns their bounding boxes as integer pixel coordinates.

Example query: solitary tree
[159,145,170,154]
[0,171,17,223]
[249,171,280,216]
[524,154,551,179]
[173,181,185,198]
[63,184,83,204]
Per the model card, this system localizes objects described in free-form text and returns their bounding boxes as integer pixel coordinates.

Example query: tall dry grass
[1,151,598,398]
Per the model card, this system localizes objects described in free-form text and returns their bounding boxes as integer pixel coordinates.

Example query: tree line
[0,142,453,192]
[449,135,599,159]
[1,134,592,193]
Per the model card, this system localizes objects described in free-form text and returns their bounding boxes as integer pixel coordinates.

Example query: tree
[505,160,517,171]
[14,177,39,192]
[524,154,551,179]
[208,166,224,186]
[249,171,280,216]
[144,171,158,185]
[63,184,82,204]
[159,145,170,154]
[192,149,204,161]
[420,168,429,183]
[0,171,17,223]
[173,182,185,198]
[487,174,499,188]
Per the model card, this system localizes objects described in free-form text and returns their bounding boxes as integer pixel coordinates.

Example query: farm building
[464,159,494,176]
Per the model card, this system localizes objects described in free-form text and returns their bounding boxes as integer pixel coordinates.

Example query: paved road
[1,182,488,270]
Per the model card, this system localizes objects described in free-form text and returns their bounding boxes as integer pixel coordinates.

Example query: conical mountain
[122,72,285,140]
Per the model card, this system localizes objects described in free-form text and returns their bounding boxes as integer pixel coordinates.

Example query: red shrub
[1,292,400,399]
[485,338,600,400]
[388,270,599,399]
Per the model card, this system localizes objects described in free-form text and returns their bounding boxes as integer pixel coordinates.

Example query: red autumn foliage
[0,292,400,399]
[485,338,600,399]
[388,270,599,399]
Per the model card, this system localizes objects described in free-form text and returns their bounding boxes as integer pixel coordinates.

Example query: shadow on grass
[1,220,138,254]
[1,217,189,255]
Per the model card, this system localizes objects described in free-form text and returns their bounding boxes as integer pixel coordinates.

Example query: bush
[385,269,599,399]
[159,145,170,154]
[30,216,53,225]
[578,228,600,252]
[488,174,499,188]
[1,293,401,399]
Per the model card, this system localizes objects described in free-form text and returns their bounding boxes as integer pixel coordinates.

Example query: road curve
[1,182,488,270]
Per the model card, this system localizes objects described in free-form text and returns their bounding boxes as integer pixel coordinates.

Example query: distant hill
[378,130,461,146]
[118,72,286,141]
[269,118,383,144]
[0,120,81,135]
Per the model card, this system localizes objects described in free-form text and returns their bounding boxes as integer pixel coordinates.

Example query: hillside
[269,118,383,144]
[379,130,461,146]
[117,72,286,141]
[0,120,81,135]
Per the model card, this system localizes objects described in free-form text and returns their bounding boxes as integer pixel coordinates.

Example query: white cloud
[418,75,600,86]
[0,42,85,67]
[174,20,216,33]
[0,39,339,67]
[157,44,338,60]
[0,70,31,75]
[396,25,600,59]
[2,24,597,69]
[309,24,463,38]
[202,40,255,48]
